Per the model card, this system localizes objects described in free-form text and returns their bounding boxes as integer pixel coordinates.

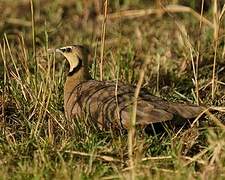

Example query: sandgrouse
[55,45,203,130]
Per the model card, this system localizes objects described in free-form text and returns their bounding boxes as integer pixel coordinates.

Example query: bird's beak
[47,48,63,54]
[55,48,63,54]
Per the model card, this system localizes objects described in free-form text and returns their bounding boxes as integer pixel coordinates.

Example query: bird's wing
[120,99,204,128]
[66,80,204,129]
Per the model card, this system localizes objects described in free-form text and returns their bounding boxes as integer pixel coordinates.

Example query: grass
[1,0,225,179]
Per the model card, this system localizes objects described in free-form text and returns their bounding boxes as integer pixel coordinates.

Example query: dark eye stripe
[60,47,72,53]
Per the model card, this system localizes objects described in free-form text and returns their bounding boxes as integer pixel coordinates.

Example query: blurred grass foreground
[1,0,225,179]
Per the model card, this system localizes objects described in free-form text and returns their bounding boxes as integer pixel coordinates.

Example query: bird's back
[64,80,203,130]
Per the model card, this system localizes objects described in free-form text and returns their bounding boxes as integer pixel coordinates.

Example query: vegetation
[1,0,225,179]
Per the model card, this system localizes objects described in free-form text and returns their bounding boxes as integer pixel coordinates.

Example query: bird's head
[55,45,90,74]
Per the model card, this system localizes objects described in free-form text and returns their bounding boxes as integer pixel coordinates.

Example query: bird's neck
[64,66,91,103]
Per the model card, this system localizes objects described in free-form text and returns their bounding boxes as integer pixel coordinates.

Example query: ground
[0,0,225,179]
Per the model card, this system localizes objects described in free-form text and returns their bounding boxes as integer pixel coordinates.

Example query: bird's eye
[65,48,72,53]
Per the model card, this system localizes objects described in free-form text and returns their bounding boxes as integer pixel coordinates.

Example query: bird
[54,45,204,131]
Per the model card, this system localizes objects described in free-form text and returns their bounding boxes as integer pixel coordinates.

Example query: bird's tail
[168,103,205,119]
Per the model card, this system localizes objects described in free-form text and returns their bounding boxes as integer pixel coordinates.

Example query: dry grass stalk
[205,110,225,130]
[99,0,108,81]
[4,34,20,79]
[142,155,172,161]
[194,0,205,105]
[30,0,37,93]
[98,5,214,28]
[189,46,199,103]
[64,150,121,162]
[219,3,225,21]
[0,42,7,123]
[156,55,160,93]
[128,57,150,180]
[184,148,209,166]
[18,34,30,81]
[174,21,200,104]
[211,0,219,100]
[191,107,209,127]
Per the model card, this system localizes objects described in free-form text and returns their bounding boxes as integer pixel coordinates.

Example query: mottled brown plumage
[56,45,203,130]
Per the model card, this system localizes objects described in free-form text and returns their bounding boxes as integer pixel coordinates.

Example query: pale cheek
[66,56,79,71]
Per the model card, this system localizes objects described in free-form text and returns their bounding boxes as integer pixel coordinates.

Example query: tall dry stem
[211,0,219,100]
[128,57,150,180]
[30,0,37,94]
[194,0,205,105]
[99,0,108,81]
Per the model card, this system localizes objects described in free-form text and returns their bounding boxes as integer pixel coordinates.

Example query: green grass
[1,0,225,179]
